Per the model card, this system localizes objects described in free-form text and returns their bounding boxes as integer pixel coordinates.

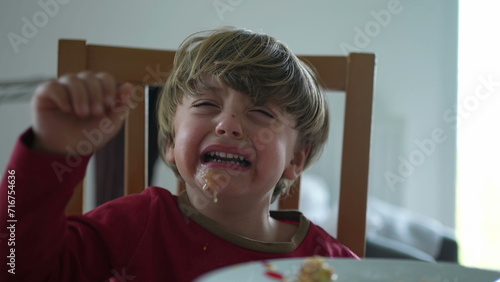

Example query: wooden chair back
[58,39,375,257]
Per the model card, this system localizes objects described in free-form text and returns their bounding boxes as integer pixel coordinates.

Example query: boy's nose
[215,113,244,139]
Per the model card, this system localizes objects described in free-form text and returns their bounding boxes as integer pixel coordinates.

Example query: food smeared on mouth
[196,167,229,203]
[197,149,249,203]
[202,170,219,203]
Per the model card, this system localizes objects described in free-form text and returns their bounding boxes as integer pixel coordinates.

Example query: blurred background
[0,0,498,271]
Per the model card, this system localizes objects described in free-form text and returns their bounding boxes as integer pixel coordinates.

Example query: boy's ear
[283,145,311,180]
[165,143,175,162]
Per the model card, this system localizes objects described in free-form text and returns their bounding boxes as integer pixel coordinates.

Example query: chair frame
[58,39,375,257]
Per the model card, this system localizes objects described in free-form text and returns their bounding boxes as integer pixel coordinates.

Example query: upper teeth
[209,151,244,161]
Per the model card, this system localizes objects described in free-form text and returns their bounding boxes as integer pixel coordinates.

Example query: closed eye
[190,100,221,115]
[251,108,275,118]
[192,101,218,108]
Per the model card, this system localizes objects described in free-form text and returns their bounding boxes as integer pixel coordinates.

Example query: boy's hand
[32,71,134,155]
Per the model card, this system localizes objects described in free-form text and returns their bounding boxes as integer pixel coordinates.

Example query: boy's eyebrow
[195,85,220,96]
[204,85,223,92]
[196,77,224,93]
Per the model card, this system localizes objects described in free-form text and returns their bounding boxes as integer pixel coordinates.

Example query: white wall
[0,0,458,228]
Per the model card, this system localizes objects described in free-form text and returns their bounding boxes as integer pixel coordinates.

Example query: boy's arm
[0,128,101,280]
[0,72,133,281]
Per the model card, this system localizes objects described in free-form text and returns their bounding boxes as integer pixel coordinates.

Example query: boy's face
[166,75,308,203]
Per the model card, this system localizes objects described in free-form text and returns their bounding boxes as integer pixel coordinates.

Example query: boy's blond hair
[157,27,329,202]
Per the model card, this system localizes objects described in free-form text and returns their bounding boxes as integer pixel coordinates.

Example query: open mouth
[202,151,251,167]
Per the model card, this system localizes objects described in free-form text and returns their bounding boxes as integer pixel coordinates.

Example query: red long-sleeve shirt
[0,129,357,281]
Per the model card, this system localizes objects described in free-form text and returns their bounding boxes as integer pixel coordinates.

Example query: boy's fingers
[77,71,104,116]
[107,82,134,120]
[36,72,128,119]
[95,72,117,107]
[59,74,89,117]
[33,80,72,113]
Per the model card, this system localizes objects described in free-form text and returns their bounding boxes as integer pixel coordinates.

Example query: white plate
[195,258,500,282]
